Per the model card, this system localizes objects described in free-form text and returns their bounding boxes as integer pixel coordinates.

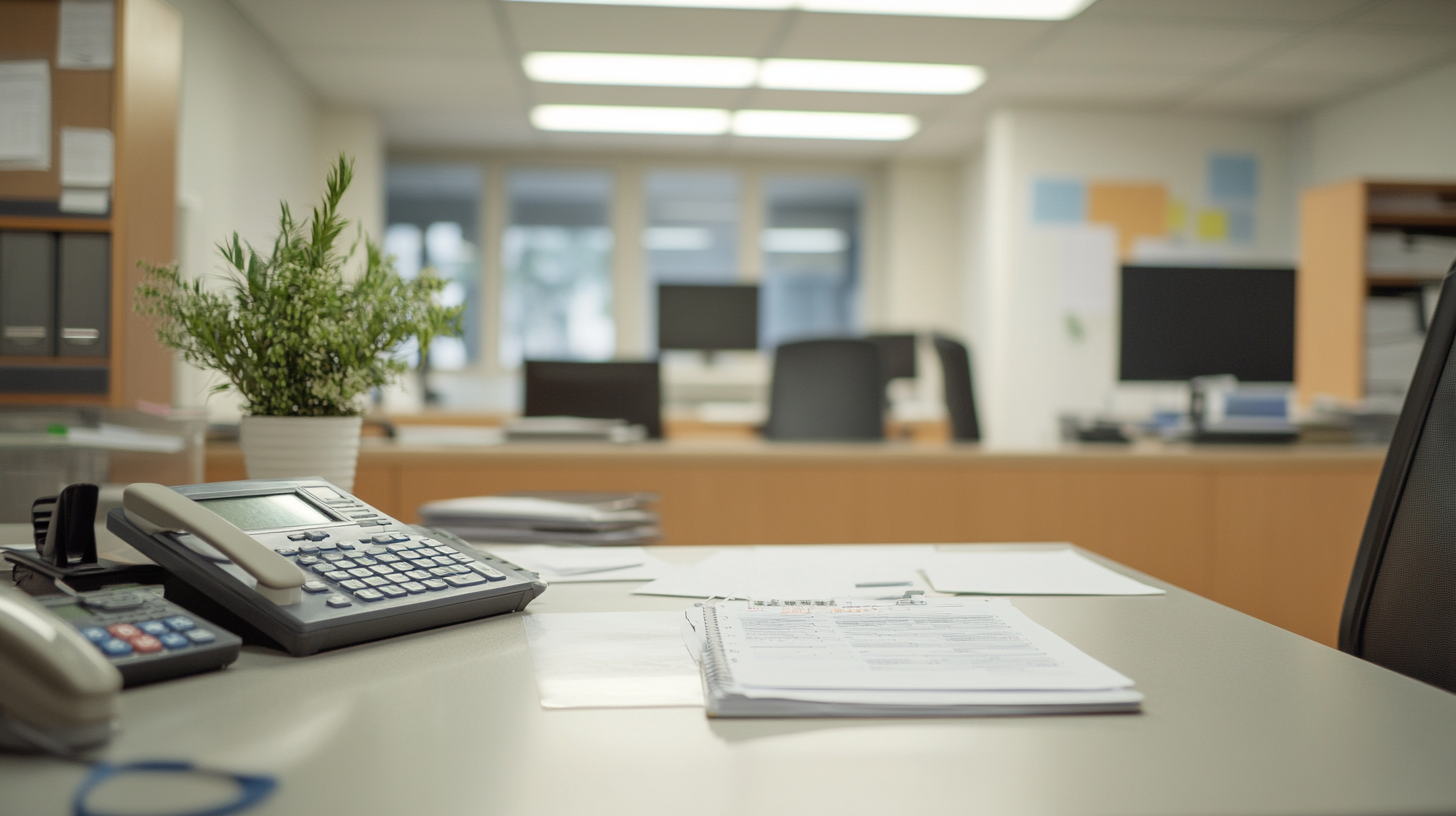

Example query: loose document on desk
[687,598,1142,717]
[484,545,672,583]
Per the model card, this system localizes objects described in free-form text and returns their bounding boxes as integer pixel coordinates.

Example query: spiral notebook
[684,597,1142,718]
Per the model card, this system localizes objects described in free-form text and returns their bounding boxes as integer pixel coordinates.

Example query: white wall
[169,1,383,414]
[968,108,1296,449]
[881,160,963,333]
[1302,60,1456,186]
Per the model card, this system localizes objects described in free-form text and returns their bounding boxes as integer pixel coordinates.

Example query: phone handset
[123,483,306,605]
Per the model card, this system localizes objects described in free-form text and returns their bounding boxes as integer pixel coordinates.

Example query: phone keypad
[272,533,510,604]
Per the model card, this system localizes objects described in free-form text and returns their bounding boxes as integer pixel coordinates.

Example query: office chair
[522,360,663,439]
[762,339,884,441]
[932,334,981,442]
[1340,267,1456,693]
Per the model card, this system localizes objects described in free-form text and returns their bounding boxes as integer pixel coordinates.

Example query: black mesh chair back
[1341,268,1456,693]
[763,339,883,441]
[523,360,663,439]
[932,334,981,442]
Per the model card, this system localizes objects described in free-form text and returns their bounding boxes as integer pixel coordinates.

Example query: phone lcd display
[199,494,333,531]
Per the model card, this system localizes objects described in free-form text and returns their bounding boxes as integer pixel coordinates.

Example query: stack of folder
[418,492,660,545]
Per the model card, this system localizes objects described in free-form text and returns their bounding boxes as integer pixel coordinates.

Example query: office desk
[5,546,1456,816]
[207,441,1386,646]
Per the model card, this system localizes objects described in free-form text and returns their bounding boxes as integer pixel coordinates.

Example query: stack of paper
[418,493,659,545]
[485,545,672,583]
[685,598,1142,717]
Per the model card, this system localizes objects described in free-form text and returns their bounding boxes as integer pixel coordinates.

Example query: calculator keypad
[68,599,221,662]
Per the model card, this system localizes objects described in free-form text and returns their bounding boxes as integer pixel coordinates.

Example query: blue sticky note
[1227,205,1255,243]
[1032,178,1086,224]
[1209,154,1257,202]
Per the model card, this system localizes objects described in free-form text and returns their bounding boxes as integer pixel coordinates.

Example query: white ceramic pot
[238,415,364,493]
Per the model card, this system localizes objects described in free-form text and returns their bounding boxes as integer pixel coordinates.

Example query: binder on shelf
[57,233,109,358]
[0,231,57,357]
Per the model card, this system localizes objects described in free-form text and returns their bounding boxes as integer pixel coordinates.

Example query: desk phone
[107,479,546,656]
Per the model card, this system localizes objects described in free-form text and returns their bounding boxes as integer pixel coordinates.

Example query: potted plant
[137,155,462,491]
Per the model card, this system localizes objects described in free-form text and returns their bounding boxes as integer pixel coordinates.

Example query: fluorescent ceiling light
[506,0,1094,20]
[758,59,984,94]
[524,52,756,88]
[732,109,918,140]
[762,228,848,253]
[643,227,715,250]
[525,53,983,96]
[531,105,730,135]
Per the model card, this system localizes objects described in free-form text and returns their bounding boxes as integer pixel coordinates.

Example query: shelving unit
[1296,179,1456,406]
[0,0,179,409]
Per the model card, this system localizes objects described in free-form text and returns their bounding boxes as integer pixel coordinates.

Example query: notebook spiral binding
[699,603,734,708]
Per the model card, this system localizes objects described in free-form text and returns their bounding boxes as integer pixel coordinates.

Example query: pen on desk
[855,581,913,588]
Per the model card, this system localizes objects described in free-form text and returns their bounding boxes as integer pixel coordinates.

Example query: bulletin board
[0,0,114,211]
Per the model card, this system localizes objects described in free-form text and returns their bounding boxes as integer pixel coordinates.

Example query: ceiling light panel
[731,109,919,140]
[532,105,731,134]
[506,0,1094,19]
[758,59,985,94]
[524,52,757,87]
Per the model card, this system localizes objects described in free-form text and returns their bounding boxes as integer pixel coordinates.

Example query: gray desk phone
[106,478,547,656]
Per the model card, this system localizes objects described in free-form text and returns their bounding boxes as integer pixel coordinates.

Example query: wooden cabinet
[0,0,179,409]
[1297,179,1456,405]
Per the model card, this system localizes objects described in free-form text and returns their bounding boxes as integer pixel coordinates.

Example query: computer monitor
[1119,265,1295,383]
[865,334,917,380]
[522,361,662,439]
[657,284,759,352]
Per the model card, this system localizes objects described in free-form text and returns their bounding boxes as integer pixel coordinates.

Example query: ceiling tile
[1347,0,1456,28]
[1177,71,1355,112]
[503,3,785,56]
[1083,0,1366,23]
[1252,28,1456,79]
[1025,20,1299,69]
[987,67,1203,104]
[772,15,1052,65]
[291,54,524,109]
[232,0,506,55]
[735,88,951,115]
[385,109,539,150]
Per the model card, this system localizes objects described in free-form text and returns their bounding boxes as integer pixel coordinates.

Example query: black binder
[0,231,58,356]
[57,233,110,358]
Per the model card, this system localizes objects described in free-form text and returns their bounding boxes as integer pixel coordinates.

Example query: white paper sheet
[712,598,1134,693]
[635,545,937,600]
[925,548,1164,596]
[0,61,50,169]
[522,612,703,708]
[60,127,113,187]
[486,544,672,583]
[58,0,115,70]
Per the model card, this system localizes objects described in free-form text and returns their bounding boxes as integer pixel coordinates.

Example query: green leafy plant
[137,155,462,417]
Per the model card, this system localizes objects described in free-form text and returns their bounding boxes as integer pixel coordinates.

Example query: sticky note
[1197,209,1228,242]
[1032,179,1086,224]
[1209,154,1257,202]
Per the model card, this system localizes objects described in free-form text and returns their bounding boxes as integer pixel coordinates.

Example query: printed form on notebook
[684,597,1142,718]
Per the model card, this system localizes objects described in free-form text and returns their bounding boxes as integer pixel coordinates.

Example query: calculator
[34,586,242,687]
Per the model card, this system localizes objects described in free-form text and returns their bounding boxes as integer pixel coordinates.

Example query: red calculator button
[107,624,142,639]
[129,634,164,653]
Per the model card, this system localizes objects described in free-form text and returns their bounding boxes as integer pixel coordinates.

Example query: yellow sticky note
[1167,200,1187,233]
[1197,208,1227,242]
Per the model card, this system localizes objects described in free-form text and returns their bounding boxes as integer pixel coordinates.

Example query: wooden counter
[207,439,1387,646]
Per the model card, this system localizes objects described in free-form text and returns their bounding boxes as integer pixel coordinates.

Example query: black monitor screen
[523,360,662,438]
[658,284,759,351]
[1119,266,1295,382]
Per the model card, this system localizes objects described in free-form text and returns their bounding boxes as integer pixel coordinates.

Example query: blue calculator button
[100,638,133,656]
[163,616,195,631]
[185,629,217,644]
[137,620,169,636]
[159,633,190,649]
[79,626,110,644]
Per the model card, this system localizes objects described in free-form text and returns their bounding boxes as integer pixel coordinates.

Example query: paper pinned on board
[58,0,116,70]
[60,127,113,187]
[924,547,1164,596]
[522,612,703,709]
[485,544,673,583]
[0,61,51,169]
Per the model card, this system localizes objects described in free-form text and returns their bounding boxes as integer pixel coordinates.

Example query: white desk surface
[5,545,1456,816]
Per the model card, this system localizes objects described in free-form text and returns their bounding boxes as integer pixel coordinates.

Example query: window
[501,169,615,368]
[760,175,862,349]
[385,164,482,370]
[643,171,741,353]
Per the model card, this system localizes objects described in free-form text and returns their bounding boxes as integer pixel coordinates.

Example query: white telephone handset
[123,483,306,605]
[0,584,121,754]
